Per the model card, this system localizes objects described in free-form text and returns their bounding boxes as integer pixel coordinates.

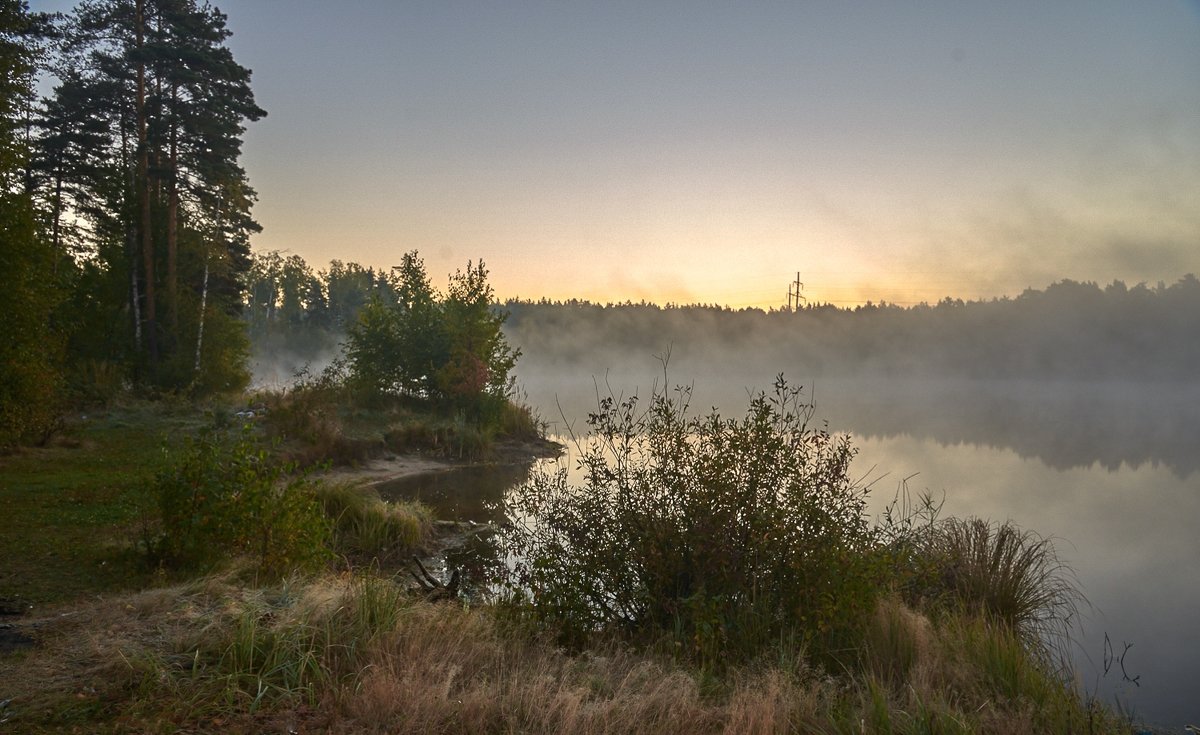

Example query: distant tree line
[503,276,1200,382]
[244,251,397,365]
[244,247,1200,388]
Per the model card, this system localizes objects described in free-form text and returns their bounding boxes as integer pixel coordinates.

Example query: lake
[384,373,1199,726]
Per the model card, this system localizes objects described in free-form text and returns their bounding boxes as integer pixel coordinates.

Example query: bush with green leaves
[144,427,330,573]
[345,251,519,415]
[501,376,882,666]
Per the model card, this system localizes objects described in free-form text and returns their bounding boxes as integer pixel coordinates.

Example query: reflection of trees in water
[821,381,1200,477]
[523,375,1200,478]
[376,462,536,525]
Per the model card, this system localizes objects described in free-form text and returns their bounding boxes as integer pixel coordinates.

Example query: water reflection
[379,377,1200,726]
[518,373,1200,477]
[377,463,538,599]
[852,435,1199,726]
[377,463,535,525]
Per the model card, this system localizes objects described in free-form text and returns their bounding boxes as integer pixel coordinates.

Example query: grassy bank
[253,367,548,467]
[0,573,1128,734]
[0,404,198,605]
[0,396,1135,734]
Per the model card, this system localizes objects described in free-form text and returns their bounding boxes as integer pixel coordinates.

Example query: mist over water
[500,325,1200,725]
[254,282,1200,724]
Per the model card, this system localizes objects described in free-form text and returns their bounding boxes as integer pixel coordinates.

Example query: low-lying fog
[508,348,1199,726]
[250,278,1200,724]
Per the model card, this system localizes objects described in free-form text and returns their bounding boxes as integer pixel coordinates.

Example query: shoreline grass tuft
[316,481,433,562]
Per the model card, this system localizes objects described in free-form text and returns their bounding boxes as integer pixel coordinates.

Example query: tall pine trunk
[135,0,157,363]
[50,168,63,274]
[194,253,209,374]
[167,83,179,332]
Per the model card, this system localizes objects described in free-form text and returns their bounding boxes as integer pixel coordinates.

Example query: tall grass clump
[494,394,543,439]
[502,375,882,666]
[316,481,433,561]
[925,517,1083,662]
[206,574,408,711]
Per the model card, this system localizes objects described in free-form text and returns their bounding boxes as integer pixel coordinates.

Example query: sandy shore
[319,454,457,488]
[318,437,564,489]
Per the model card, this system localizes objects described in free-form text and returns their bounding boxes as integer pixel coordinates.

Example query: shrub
[501,376,882,666]
[143,427,330,573]
[259,361,379,466]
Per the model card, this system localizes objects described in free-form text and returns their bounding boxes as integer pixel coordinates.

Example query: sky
[33,1,1200,308]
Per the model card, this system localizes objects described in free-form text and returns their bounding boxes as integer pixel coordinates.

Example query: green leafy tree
[0,0,63,446]
[344,252,442,396]
[389,250,446,395]
[439,259,518,404]
[345,296,406,395]
[346,252,518,410]
[324,259,386,332]
[31,0,263,393]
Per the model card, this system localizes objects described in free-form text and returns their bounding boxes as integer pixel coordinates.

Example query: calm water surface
[383,376,1199,726]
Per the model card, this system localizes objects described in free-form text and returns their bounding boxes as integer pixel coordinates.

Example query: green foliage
[344,297,407,396]
[439,259,519,402]
[144,427,330,573]
[391,250,446,395]
[0,0,34,180]
[67,358,130,407]
[189,304,252,396]
[0,3,64,448]
[346,251,520,418]
[24,0,265,396]
[0,198,63,446]
[502,376,881,666]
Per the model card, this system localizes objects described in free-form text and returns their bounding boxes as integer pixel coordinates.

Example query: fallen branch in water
[410,556,460,600]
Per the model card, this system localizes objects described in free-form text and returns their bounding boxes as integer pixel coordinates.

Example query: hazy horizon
[30,0,1200,308]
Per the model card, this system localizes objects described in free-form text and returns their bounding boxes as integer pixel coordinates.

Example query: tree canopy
[344,251,519,411]
[27,0,264,394]
[0,0,268,442]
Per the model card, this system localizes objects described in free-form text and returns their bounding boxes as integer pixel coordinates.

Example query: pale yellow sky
[176,0,1200,308]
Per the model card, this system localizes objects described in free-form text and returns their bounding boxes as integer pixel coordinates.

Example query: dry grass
[338,605,727,734]
[316,481,433,562]
[927,517,1084,665]
[0,576,1128,734]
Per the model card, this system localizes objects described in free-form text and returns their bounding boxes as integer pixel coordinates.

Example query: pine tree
[0,0,63,446]
[32,0,264,392]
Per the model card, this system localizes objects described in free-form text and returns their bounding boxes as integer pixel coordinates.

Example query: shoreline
[318,436,565,489]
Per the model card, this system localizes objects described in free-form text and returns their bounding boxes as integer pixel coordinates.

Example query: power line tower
[786,272,805,312]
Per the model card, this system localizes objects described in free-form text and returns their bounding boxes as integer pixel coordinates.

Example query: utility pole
[786,272,805,312]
